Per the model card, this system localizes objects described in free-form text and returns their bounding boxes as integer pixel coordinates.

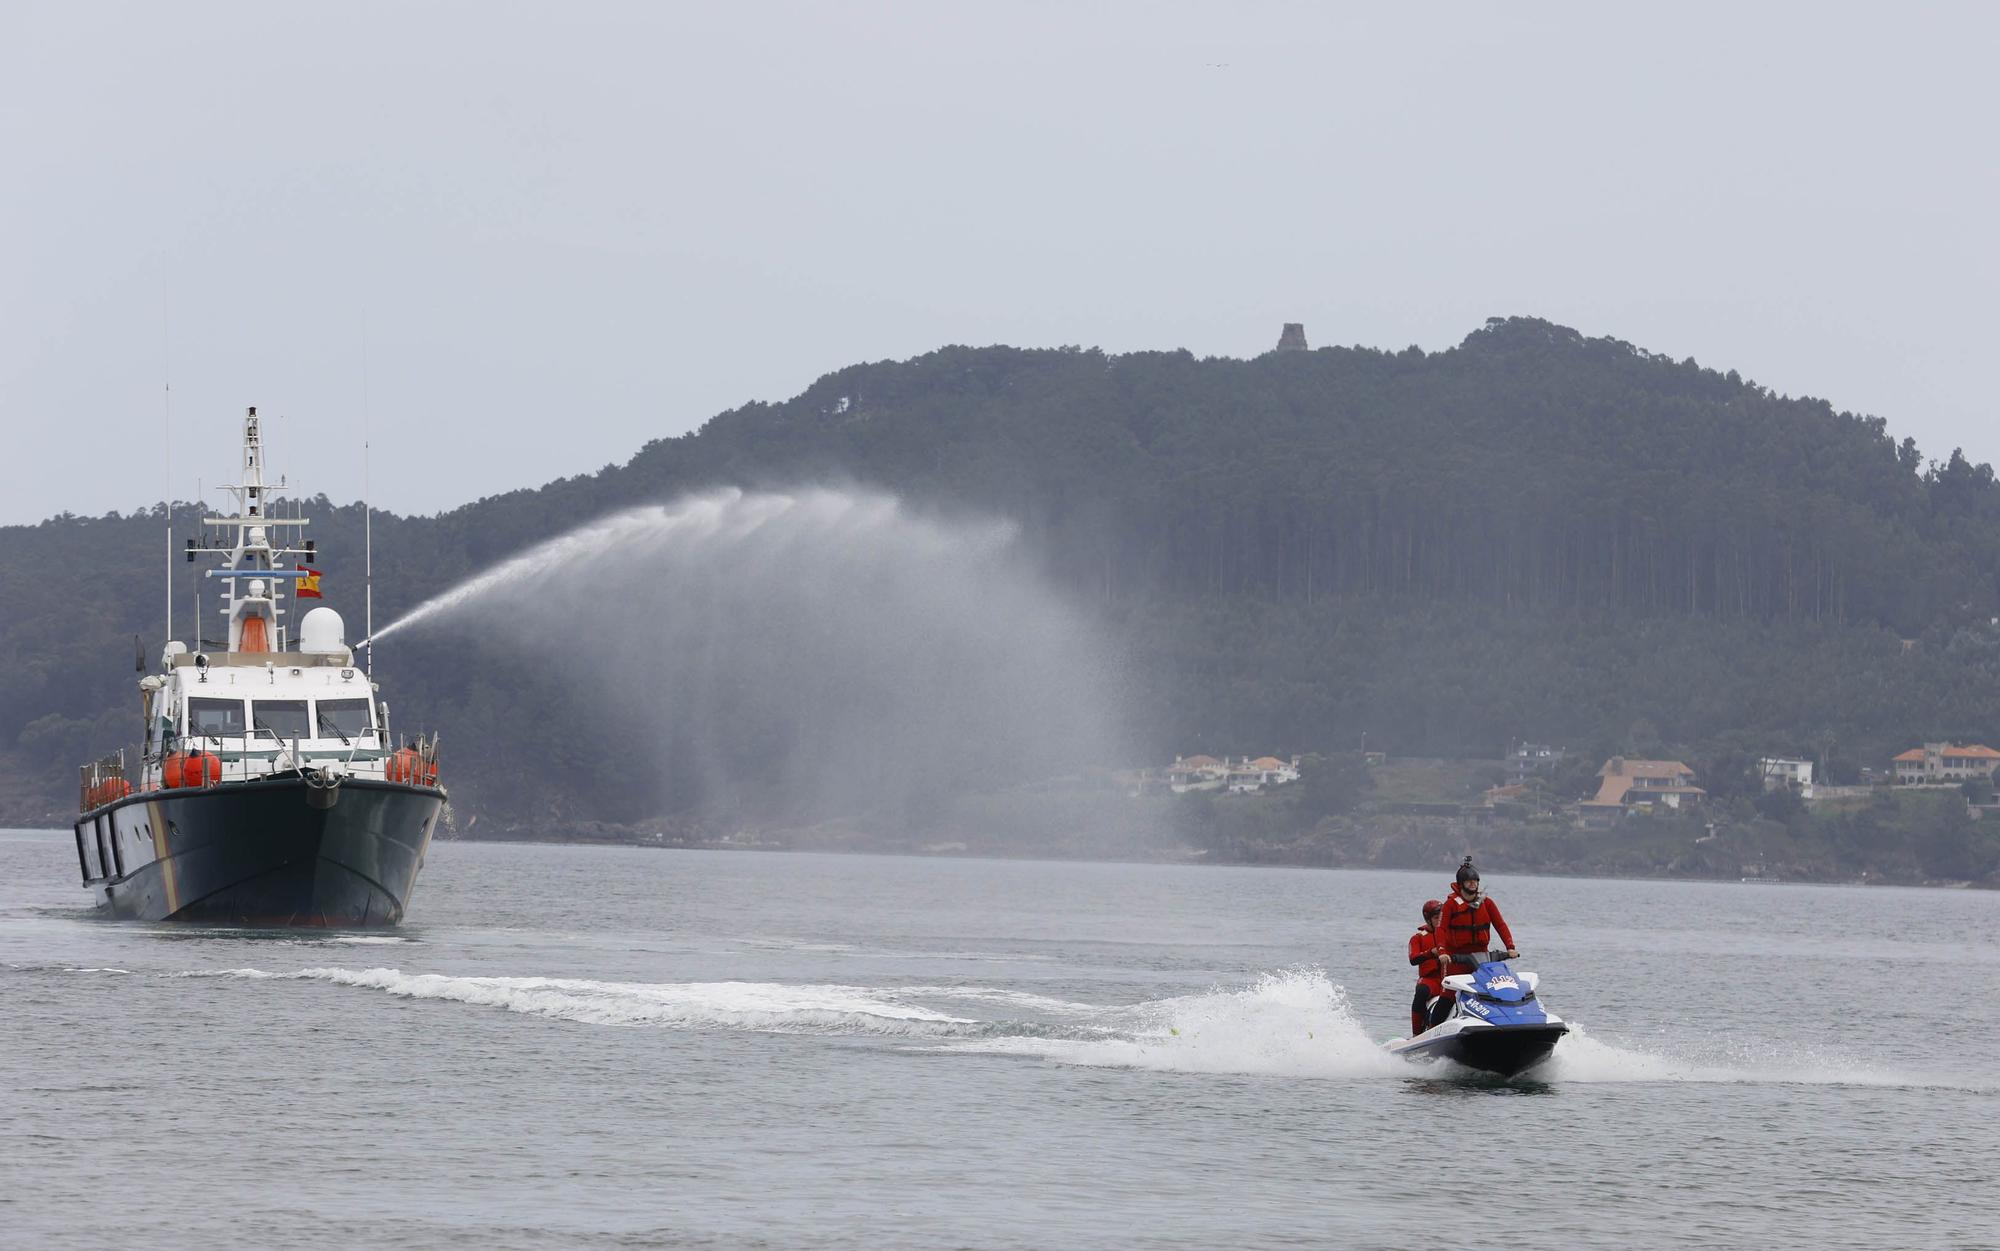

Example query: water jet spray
[371,486,1126,827]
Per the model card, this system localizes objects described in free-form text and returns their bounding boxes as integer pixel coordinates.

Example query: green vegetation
[5,316,2000,882]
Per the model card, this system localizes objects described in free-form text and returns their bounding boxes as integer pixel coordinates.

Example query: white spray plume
[368,488,1014,647]
[370,486,1126,821]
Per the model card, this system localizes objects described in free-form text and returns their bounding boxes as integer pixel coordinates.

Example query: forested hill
[580,315,1995,630]
[7,316,2000,828]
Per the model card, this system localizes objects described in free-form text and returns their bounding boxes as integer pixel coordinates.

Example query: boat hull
[71,778,444,926]
[1392,1023,1568,1077]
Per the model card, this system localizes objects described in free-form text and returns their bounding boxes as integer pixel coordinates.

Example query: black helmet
[1455,856,1479,885]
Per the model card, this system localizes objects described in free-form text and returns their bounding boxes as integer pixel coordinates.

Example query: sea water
[3,830,1995,1249]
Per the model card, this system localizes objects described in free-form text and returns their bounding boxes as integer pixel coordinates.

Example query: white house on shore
[1162,754,1300,795]
[1164,755,1226,793]
[1228,756,1301,793]
[1759,757,1814,799]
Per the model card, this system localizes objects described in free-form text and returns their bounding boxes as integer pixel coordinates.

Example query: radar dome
[299,607,347,655]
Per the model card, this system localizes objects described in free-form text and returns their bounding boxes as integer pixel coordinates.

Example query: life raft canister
[85,778,132,808]
[386,747,422,784]
[165,752,221,788]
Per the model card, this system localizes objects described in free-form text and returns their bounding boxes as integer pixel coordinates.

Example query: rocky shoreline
[445,813,1999,891]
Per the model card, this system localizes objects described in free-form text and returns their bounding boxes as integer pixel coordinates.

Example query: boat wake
[189,964,1994,1092]
[930,969,1407,1079]
[1535,1025,1981,1090]
[211,967,984,1035]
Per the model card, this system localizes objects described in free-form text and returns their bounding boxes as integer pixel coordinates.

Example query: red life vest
[1438,889,1514,960]
[1408,926,1443,993]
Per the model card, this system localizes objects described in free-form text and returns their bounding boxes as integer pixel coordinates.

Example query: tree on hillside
[1290,752,1374,822]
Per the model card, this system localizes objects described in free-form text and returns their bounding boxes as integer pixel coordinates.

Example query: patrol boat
[71,408,444,925]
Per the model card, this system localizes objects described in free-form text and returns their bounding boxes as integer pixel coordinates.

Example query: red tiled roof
[1893,744,2000,763]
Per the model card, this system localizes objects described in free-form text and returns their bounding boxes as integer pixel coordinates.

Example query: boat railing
[78,748,135,812]
[385,731,443,785]
[336,726,388,771]
[80,728,441,806]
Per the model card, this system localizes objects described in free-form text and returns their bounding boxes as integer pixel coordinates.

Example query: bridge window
[314,698,374,741]
[250,699,311,741]
[188,697,247,738]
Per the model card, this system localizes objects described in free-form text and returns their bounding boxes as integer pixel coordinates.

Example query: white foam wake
[192,965,1991,1091]
[896,985,1105,1017]
[219,967,977,1034]
[1539,1025,1992,1091]
[937,968,1409,1078]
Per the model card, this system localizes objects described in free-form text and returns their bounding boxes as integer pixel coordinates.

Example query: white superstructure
[124,408,430,791]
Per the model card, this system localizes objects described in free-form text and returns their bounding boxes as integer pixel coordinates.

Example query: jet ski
[1387,952,1567,1077]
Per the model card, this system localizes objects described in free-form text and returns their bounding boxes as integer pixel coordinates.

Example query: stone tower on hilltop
[1274,322,1308,352]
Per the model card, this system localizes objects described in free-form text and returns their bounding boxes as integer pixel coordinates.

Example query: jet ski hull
[1394,1023,1567,1077]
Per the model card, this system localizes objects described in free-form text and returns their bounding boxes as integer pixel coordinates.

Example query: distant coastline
[7,817,1989,890]
[432,820,2000,892]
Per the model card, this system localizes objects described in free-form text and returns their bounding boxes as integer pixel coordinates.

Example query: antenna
[365,437,374,678]
[194,476,203,648]
[362,316,374,679]
[163,281,172,656]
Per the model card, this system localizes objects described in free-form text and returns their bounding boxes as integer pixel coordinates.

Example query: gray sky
[3,3,1995,525]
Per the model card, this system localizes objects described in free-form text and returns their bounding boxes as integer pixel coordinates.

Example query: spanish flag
[296,566,323,599]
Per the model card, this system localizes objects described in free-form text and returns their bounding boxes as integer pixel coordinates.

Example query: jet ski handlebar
[1444,949,1520,966]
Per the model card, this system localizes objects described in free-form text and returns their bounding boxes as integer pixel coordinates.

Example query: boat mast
[362,321,374,680]
[199,408,310,655]
[163,287,173,653]
[364,442,374,680]
[163,361,172,652]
